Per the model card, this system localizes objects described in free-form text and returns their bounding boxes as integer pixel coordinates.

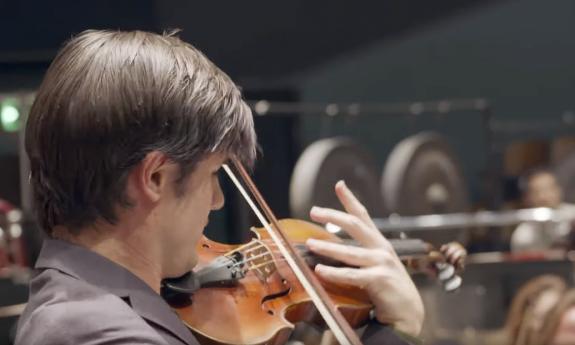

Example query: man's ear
[129,151,173,204]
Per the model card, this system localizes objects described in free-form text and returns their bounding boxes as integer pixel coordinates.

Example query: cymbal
[290,137,383,220]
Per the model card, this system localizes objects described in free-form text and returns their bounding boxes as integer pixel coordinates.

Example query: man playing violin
[16,30,424,344]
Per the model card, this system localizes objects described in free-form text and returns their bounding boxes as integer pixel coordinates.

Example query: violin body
[171,219,372,345]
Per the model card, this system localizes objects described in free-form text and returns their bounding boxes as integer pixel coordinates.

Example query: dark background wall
[295,0,575,203]
[0,0,573,240]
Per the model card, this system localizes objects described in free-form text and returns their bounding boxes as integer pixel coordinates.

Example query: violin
[162,159,466,345]
[162,219,465,345]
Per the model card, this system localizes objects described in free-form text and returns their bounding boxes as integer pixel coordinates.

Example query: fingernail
[306,238,318,246]
[310,206,325,216]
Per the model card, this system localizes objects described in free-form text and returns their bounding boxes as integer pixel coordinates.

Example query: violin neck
[340,238,431,257]
[297,238,432,269]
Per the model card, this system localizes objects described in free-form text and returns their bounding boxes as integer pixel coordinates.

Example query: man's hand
[305,181,425,337]
[440,242,467,271]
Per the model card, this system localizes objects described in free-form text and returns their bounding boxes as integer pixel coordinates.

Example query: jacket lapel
[35,239,198,345]
[127,288,198,345]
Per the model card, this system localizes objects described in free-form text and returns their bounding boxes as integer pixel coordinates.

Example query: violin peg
[442,275,462,293]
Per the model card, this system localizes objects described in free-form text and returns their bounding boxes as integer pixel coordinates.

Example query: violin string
[222,237,279,258]
[222,240,262,257]
[244,239,449,263]
[230,251,273,268]
[227,242,455,277]
[229,238,306,258]
[227,236,295,257]
[238,255,315,274]
[221,237,313,269]
[223,240,286,261]
[230,240,444,268]
[234,250,447,275]
[239,255,447,277]
[230,245,311,268]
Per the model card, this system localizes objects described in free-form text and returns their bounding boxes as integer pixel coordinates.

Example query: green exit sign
[0,99,21,132]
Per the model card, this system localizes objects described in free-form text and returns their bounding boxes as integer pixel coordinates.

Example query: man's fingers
[448,249,466,268]
[444,246,458,258]
[334,180,377,228]
[314,264,371,288]
[441,243,467,268]
[447,248,466,259]
[310,206,385,248]
[306,238,383,267]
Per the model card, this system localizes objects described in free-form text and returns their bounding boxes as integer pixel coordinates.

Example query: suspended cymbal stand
[324,207,575,236]
[249,98,496,208]
[249,98,490,117]
[489,113,575,137]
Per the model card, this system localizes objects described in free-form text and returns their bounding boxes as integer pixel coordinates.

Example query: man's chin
[188,255,199,271]
[165,255,198,279]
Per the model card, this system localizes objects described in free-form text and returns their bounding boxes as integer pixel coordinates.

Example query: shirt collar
[35,238,196,345]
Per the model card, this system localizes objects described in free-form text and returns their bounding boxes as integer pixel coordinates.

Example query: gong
[554,151,575,204]
[381,132,470,245]
[289,138,383,220]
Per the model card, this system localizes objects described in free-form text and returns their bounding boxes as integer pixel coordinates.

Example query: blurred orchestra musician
[511,168,575,252]
[0,198,27,270]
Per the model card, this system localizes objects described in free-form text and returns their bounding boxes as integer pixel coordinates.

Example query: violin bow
[223,157,362,345]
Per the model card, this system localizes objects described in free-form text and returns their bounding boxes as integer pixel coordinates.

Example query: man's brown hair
[26,30,257,235]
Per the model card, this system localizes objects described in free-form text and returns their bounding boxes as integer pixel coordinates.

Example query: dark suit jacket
[16,239,411,345]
